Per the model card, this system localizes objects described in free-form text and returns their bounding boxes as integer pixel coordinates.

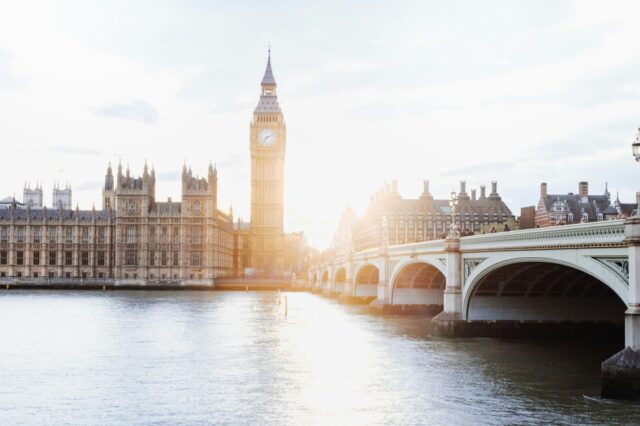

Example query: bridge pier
[602,217,640,400]
[369,246,392,314]
[431,237,464,335]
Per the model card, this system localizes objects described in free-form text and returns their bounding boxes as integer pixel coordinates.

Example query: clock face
[258,128,276,147]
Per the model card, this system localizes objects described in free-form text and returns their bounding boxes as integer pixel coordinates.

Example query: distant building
[614,192,639,219]
[535,182,626,227]
[0,196,23,209]
[332,207,358,257]
[349,179,514,252]
[519,206,536,229]
[52,183,72,210]
[23,183,43,208]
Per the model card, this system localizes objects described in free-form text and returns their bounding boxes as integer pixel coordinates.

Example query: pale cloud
[75,181,102,191]
[0,48,23,90]
[156,171,180,182]
[91,100,159,125]
[49,146,103,156]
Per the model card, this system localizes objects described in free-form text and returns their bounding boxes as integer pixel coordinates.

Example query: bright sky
[1,1,639,249]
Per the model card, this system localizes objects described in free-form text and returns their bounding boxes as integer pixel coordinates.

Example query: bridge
[308,218,640,399]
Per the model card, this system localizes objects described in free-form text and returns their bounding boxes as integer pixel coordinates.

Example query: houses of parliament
[0,52,288,284]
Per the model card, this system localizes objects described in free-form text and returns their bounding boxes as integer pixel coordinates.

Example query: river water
[0,290,638,425]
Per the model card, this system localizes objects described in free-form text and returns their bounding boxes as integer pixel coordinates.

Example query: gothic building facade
[0,161,237,283]
[534,181,633,227]
[0,51,289,283]
[347,179,514,253]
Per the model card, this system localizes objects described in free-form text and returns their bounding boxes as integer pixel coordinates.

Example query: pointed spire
[261,47,276,86]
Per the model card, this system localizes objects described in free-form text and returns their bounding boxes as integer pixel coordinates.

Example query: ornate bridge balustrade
[308,218,640,398]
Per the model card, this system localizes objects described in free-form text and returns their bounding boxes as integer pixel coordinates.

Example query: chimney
[636,192,640,206]
[460,180,466,195]
[423,180,430,195]
[480,185,486,199]
[391,179,398,193]
[491,181,498,195]
[579,181,588,202]
[471,189,477,201]
[540,182,547,199]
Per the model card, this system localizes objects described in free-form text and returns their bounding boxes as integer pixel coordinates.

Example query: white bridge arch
[310,219,636,341]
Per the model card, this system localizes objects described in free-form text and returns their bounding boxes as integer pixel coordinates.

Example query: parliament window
[81,251,89,266]
[97,227,106,244]
[65,228,73,243]
[125,251,137,266]
[126,226,136,243]
[191,252,201,267]
[16,227,25,243]
[65,251,72,265]
[49,228,57,243]
[191,227,201,243]
[16,251,24,265]
[172,251,179,266]
[97,251,105,266]
[0,226,8,243]
[33,227,41,243]
[149,250,155,266]
[33,251,40,265]
[0,251,7,265]
[161,251,168,266]
[81,227,89,243]
[49,251,57,265]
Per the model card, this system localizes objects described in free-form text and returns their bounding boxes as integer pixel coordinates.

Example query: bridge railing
[460,219,626,251]
[311,220,627,272]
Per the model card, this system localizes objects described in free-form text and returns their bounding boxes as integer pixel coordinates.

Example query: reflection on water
[0,291,638,425]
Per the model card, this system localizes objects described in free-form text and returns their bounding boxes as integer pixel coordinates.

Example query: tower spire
[261,47,276,86]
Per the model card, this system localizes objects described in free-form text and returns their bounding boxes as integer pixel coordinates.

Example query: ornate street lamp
[633,128,640,162]
[633,128,640,217]
[449,191,459,239]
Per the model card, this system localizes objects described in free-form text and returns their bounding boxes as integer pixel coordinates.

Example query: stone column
[431,236,463,336]
[369,247,391,313]
[345,257,354,296]
[323,264,334,297]
[625,217,640,348]
[338,257,356,304]
[443,237,462,316]
[602,217,640,400]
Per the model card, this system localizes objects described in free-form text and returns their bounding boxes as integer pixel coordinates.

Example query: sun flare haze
[1,1,640,249]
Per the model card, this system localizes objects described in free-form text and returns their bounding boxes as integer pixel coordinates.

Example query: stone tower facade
[23,183,43,208]
[249,50,286,277]
[102,162,116,210]
[52,183,72,209]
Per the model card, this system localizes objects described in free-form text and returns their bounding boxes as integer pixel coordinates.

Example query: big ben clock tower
[249,50,285,277]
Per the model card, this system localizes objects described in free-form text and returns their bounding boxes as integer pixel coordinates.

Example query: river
[0,290,638,425]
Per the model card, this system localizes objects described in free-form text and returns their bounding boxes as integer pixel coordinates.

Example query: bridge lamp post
[633,128,640,216]
[449,192,459,239]
[632,128,640,162]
